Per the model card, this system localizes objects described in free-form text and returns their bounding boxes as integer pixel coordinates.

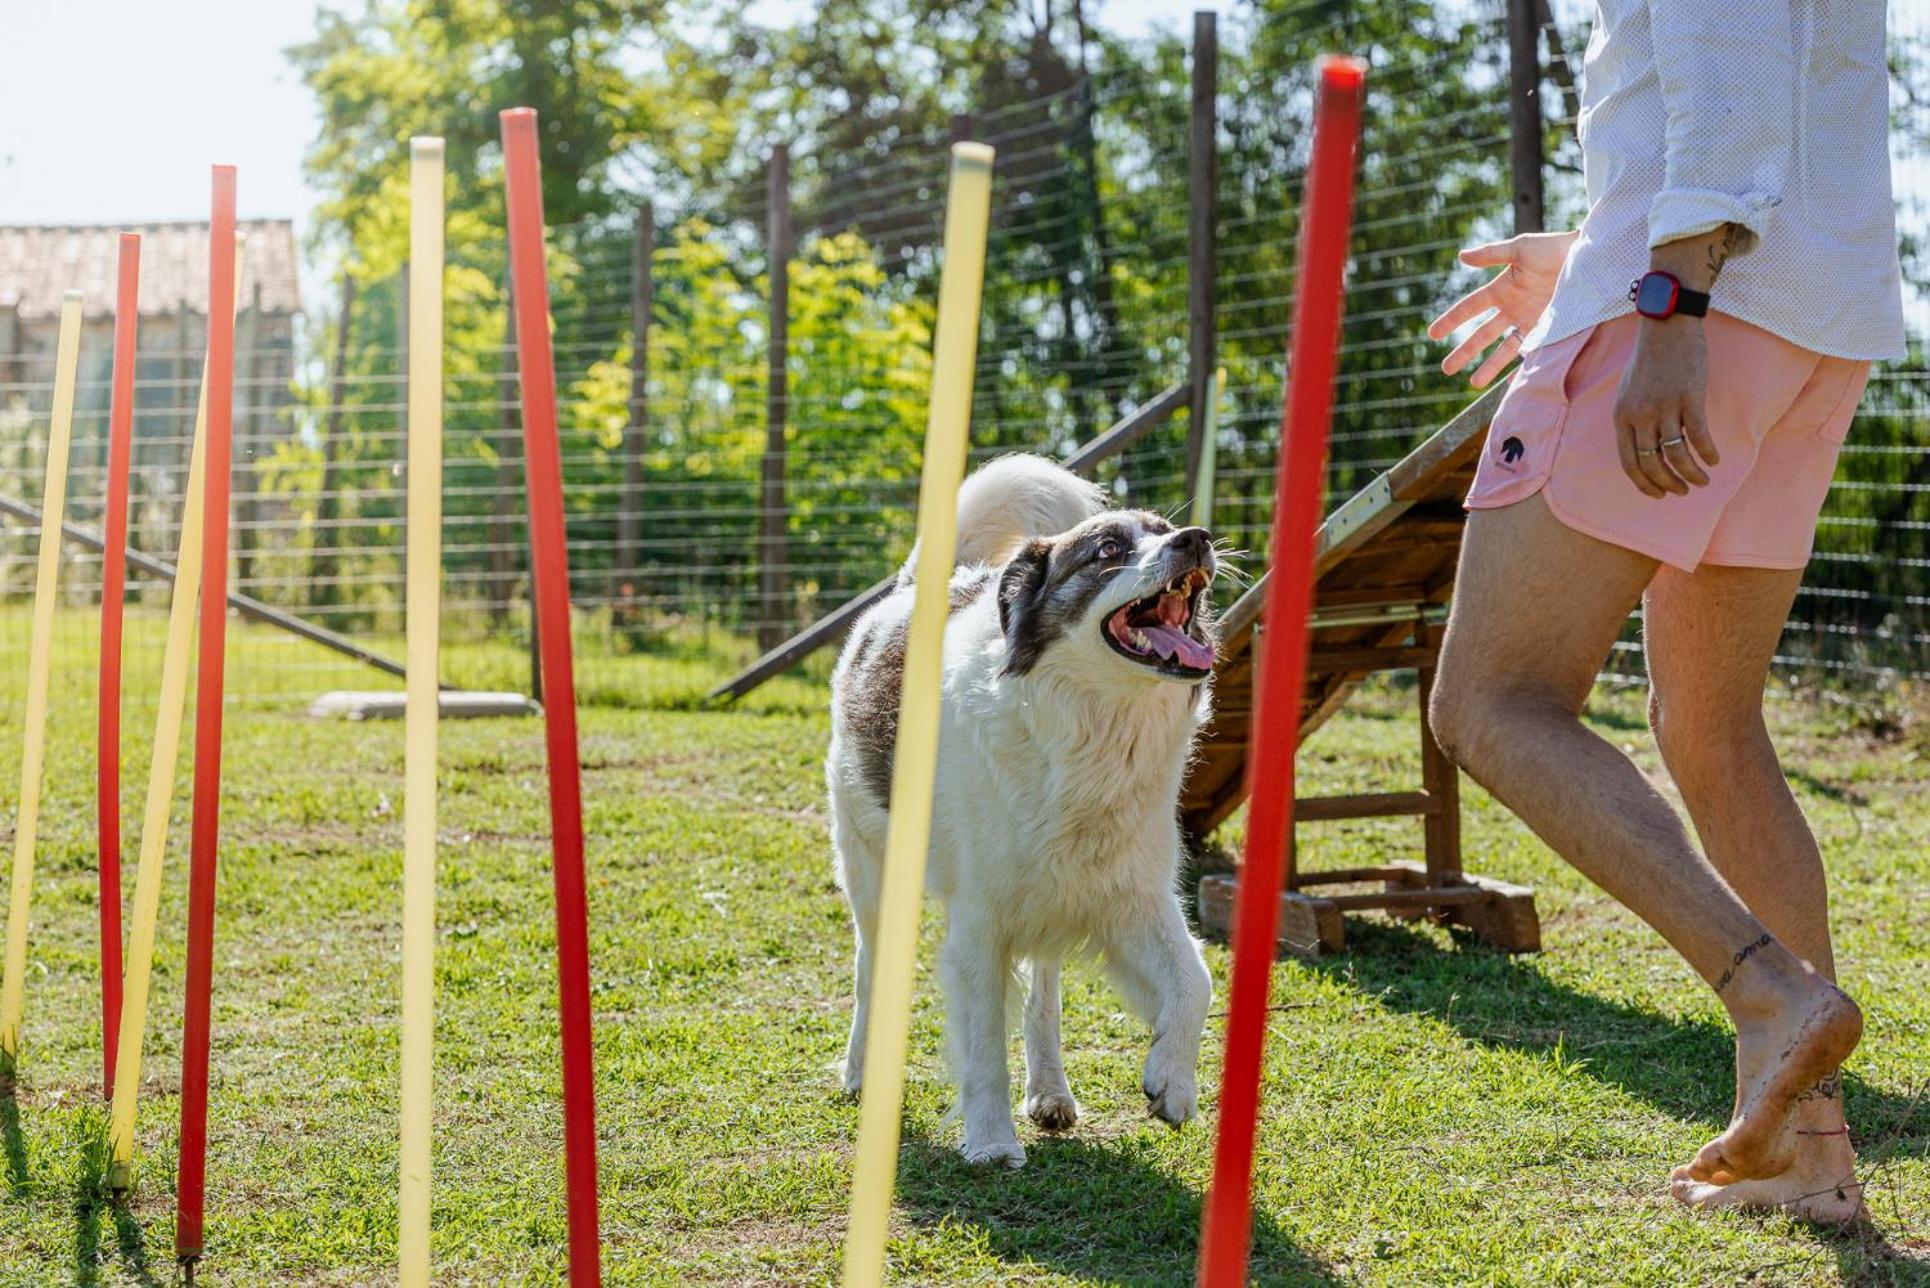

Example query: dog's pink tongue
[1142,624,1214,671]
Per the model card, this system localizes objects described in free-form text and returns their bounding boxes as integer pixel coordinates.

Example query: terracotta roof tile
[0,220,300,320]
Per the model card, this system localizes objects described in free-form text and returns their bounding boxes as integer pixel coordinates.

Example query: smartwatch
[1629,271,1710,320]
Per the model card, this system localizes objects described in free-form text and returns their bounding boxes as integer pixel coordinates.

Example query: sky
[0,0,326,230]
[0,0,1181,244]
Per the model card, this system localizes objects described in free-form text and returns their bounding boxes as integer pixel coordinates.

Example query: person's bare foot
[1684,981,1862,1185]
[1671,1082,1864,1224]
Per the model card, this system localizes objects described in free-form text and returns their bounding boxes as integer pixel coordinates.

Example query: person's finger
[1682,399,1720,470]
[1442,312,1509,374]
[1617,414,1667,498]
[1458,238,1520,269]
[1467,329,1525,389]
[1427,283,1500,341]
[1659,427,1708,488]
[1638,417,1690,495]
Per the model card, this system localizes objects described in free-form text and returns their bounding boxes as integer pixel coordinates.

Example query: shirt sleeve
[1644,0,1796,255]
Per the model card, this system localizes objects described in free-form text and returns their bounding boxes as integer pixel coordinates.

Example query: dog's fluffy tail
[952,454,1103,567]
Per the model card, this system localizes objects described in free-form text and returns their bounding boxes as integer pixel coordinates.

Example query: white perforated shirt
[1527,0,1907,361]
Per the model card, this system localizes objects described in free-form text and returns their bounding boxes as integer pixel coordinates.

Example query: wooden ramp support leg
[1197,618,1539,958]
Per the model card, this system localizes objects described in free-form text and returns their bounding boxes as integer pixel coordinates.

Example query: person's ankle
[1714,937,1823,1022]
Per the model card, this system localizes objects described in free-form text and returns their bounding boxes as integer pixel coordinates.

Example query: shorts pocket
[1467,325,1608,508]
[1811,361,1871,444]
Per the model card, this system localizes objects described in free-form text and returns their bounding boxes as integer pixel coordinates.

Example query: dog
[827,453,1218,1168]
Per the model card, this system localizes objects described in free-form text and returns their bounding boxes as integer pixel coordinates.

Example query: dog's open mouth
[1102,568,1215,677]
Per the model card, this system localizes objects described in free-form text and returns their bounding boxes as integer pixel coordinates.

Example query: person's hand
[1427,230,1578,388]
[1613,317,1719,497]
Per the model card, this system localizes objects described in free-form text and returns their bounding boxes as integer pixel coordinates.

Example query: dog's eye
[1097,539,1124,561]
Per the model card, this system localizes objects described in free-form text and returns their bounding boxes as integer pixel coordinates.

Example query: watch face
[1634,273,1679,319]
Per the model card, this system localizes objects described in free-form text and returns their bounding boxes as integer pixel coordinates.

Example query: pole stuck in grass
[0,288,84,1073]
[1196,55,1365,1288]
[399,135,445,1288]
[98,233,141,1102]
[176,165,240,1273]
[500,106,603,1288]
[108,236,248,1191]
[841,140,996,1288]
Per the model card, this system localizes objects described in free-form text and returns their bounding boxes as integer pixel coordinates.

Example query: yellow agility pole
[107,237,247,1187]
[399,136,445,1288]
[1190,365,1226,531]
[842,141,994,1288]
[0,291,84,1069]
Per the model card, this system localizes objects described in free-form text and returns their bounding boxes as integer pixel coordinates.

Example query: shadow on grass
[895,1138,1341,1286]
[2,1079,26,1196]
[1318,921,1930,1280]
[70,1120,158,1288]
[1315,920,1926,1153]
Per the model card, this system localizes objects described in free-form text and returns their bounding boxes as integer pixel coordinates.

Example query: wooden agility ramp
[1187,382,1540,958]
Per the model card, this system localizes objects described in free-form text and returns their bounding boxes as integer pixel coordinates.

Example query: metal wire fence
[0,0,1923,707]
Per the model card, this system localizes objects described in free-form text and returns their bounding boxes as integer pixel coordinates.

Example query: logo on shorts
[1499,436,1526,468]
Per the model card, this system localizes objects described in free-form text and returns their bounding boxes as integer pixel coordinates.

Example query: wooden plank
[1307,644,1438,673]
[1294,790,1436,821]
[1325,886,1490,912]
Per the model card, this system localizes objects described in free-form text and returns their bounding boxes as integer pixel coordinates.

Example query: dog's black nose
[1170,527,1212,561]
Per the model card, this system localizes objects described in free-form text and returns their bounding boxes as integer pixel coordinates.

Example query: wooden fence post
[760,144,792,652]
[1185,10,1219,501]
[617,206,653,616]
[313,275,355,609]
[1508,0,1545,234]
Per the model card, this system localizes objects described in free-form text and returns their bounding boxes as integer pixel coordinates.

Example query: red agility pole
[1197,56,1366,1288]
[501,106,603,1287]
[98,232,140,1102]
[176,167,238,1274]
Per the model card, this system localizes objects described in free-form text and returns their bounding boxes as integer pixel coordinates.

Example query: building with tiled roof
[0,220,303,595]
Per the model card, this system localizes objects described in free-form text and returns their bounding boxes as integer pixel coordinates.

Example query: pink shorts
[1466,313,1869,572]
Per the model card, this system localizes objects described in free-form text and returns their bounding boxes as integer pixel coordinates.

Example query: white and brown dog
[827,453,1217,1167]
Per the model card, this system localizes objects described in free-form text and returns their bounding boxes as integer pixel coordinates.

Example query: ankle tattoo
[1713,933,1774,995]
[1798,1070,1843,1103]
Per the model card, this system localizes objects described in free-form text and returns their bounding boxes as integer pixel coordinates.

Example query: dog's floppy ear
[998,539,1053,677]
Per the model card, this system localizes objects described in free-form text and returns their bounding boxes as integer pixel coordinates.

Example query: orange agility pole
[98,232,140,1102]
[1197,55,1366,1288]
[501,106,602,1286]
[176,166,239,1274]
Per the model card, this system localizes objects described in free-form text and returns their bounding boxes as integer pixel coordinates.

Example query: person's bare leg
[1646,564,1863,1221]
[1430,494,1861,1185]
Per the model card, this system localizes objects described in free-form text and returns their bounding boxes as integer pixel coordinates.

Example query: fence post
[760,143,792,652]
[1507,0,1545,234]
[1185,9,1219,502]
[313,275,355,610]
[617,206,653,616]
[235,281,262,596]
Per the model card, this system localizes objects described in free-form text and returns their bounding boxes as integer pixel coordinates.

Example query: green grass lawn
[0,607,1923,1284]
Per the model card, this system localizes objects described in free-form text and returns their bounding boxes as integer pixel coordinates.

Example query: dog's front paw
[1024,1089,1079,1132]
[1143,1048,1200,1127]
[960,1137,1028,1169]
[838,1061,863,1100]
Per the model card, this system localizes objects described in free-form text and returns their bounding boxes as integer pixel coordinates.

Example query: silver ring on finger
[1659,434,1687,448]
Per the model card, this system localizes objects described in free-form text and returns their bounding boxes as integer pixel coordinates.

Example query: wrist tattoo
[1704,223,1744,285]
[1714,933,1774,994]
